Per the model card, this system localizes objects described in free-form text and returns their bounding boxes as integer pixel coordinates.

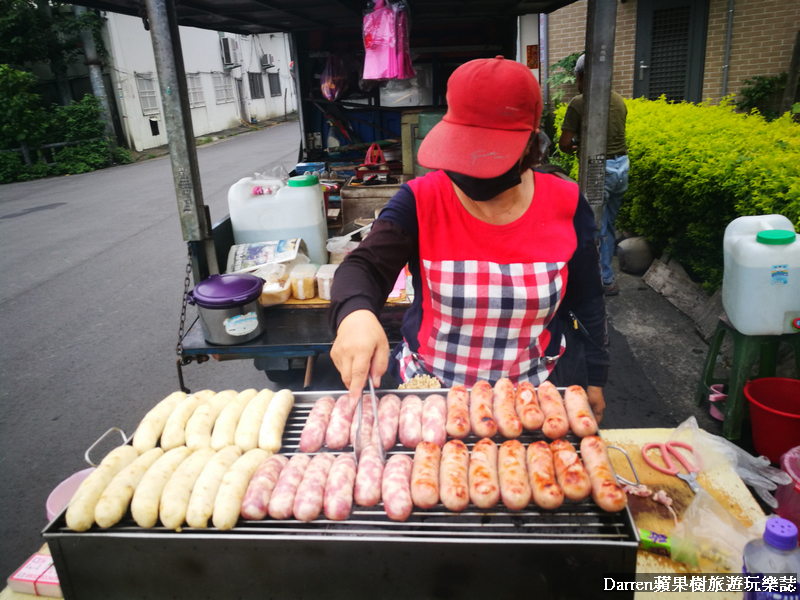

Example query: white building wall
[103,13,297,152]
[517,14,542,82]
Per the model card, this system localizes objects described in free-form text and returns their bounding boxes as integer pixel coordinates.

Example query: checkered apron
[397,170,579,387]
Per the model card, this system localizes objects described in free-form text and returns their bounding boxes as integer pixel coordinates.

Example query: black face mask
[445,162,522,202]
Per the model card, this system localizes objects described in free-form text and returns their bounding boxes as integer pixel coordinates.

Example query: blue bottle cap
[764,517,799,551]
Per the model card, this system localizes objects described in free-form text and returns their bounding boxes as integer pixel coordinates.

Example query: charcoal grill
[43,390,639,600]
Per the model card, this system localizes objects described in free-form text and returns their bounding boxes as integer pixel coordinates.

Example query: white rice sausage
[354,444,384,507]
[382,454,414,522]
[398,395,423,449]
[293,453,336,522]
[564,385,598,438]
[131,446,193,528]
[469,381,497,439]
[526,441,564,510]
[299,396,336,453]
[240,454,289,520]
[498,440,531,511]
[445,385,470,439]
[66,445,140,532]
[234,389,275,451]
[325,394,357,450]
[493,378,523,439]
[377,394,401,450]
[132,391,186,453]
[515,381,544,431]
[439,440,470,512]
[212,448,271,530]
[550,439,592,502]
[185,445,243,528]
[161,391,215,451]
[185,390,237,450]
[324,453,357,521]
[259,389,294,452]
[468,438,500,509]
[580,436,627,512]
[159,447,217,530]
[268,454,311,519]
[411,441,441,509]
[95,447,164,529]
[536,381,569,440]
[421,394,447,448]
[211,389,258,450]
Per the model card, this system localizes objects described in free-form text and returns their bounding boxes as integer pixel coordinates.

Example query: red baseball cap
[418,56,542,178]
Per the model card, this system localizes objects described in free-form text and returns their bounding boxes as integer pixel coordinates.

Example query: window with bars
[135,73,159,115]
[187,73,205,108]
[267,72,282,97]
[248,72,265,99]
[212,72,235,104]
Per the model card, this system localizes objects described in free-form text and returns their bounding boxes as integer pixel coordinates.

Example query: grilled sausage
[515,381,544,431]
[469,381,498,439]
[210,389,258,450]
[439,440,470,512]
[324,453,357,521]
[66,445,141,532]
[259,389,295,452]
[398,395,423,448]
[131,446,192,528]
[185,390,237,450]
[421,394,447,448]
[469,438,500,509]
[411,441,441,509]
[160,447,217,530]
[550,439,592,502]
[493,378,523,439]
[350,393,376,447]
[498,440,531,510]
[185,445,242,528]
[325,394,357,450]
[580,436,627,512]
[234,389,275,451]
[564,385,598,438]
[293,453,336,522]
[95,447,163,529]
[377,394,401,451]
[161,391,215,451]
[354,444,384,507]
[536,381,569,440]
[526,441,564,510]
[132,391,186,453]
[445,385,471,439]
[299,396,336,453]
[268,454,312,520]
[212,448,271,530]
[241,454,289,520]
[382,454,414,521]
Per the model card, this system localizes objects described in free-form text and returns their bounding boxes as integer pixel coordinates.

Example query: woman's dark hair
[520,131,547,172]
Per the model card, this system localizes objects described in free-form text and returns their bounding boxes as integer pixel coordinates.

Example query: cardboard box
[7,553,54,595]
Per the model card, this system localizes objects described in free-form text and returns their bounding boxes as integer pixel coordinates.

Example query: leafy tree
[0,64,47,149]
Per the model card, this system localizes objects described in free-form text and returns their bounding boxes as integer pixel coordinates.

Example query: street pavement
[0,121,738,579]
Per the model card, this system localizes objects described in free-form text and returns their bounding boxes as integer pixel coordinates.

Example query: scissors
[641,441,702,494]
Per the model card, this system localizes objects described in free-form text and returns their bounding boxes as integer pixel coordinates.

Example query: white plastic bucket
[227,175,328,265]
[722,214,800,335]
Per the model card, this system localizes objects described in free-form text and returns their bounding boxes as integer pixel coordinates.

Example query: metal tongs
[353,377,385,467]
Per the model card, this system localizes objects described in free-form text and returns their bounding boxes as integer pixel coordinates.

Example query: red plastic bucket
[745,378,800,464]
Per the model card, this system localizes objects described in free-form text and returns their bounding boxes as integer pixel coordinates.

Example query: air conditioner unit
[221,37,239,67]
[261,54,274,70]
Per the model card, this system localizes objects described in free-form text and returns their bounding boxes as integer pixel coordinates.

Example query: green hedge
[553,98,800,291]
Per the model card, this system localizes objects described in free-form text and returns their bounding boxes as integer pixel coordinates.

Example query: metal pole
[145,0,217,277]
[539,14,550,113]
[721,0,735,97]
[579,0,618,228]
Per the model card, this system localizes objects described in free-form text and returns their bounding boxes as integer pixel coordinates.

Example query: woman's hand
[586,386,605,424]
[330,310,390,401]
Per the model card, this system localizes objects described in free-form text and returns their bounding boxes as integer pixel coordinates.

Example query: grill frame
[43,389,639,599]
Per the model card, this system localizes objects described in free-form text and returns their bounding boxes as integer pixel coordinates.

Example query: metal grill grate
[648,6,690,101]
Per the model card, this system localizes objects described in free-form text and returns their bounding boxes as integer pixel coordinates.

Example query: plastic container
[47,467,94,522]
[187,273,266,344]
[228,174,328,265]
[290,264,318,300]
[745,377,800,464]
[742,517,800,599]
[723,214,800,335]
[316,264,338,301]
[776,446,800,540]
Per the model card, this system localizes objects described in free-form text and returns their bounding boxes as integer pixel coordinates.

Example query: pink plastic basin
[46,467,94,522]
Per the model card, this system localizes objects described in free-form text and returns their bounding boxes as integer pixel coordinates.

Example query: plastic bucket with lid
[776,445,800,540]
[745,377,800,464]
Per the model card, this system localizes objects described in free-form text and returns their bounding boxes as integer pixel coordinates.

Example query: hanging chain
[176,244,193,356]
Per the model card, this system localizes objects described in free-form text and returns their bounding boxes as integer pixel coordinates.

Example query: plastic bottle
[742,517,800,600]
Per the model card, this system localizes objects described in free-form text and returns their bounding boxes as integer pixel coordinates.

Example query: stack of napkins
[7,553,61,597]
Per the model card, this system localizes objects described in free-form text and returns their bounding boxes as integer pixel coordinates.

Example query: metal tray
[43,389,639,600]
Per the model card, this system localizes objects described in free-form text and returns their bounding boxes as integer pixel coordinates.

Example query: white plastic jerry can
[722,214,800,335]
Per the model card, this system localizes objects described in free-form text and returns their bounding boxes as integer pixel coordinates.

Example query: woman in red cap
[329,56,609,421]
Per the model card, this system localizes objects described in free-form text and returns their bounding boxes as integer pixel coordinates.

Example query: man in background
[558,54,629,297]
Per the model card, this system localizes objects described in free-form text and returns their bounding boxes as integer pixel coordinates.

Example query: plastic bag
[362,0,415,81]
[321,54,348,102]
[326,223,372,255]
[669,416,792,509]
